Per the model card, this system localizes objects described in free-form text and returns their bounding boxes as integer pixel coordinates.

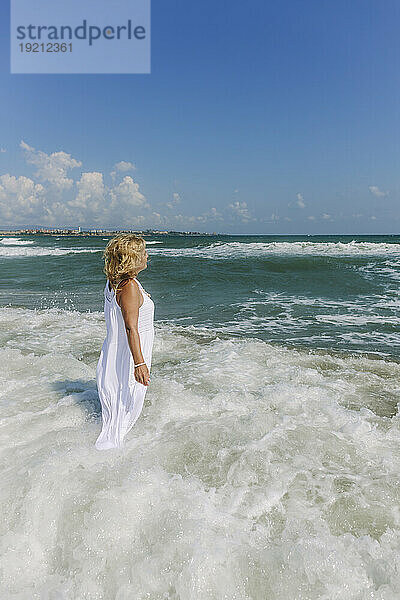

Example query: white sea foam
[1,306,399,598]
[100,238,162,244]
[100,239,162,243]
[177,290,400,352]
[0,236,34,246]
[0,240,162,257]
[0,246,101,257]
[148,240,400,259]
[2,240,398,260]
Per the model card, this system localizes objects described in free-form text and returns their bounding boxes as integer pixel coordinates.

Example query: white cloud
[110,160,136,179]
[288,193,306,209]
[115,161,135,172]
[322,213,331,220]
[110,176,149,210]
[0,174,44,222]
[307,215,315,220]
[20,140,81,191]
[370,215,377,220]
[227,201,254,223]
[166,192,182,209]
[170,214,202,225]
[369,185,387,198]
[95,176,149,228]
[152,205,225,229]
[0,142,235,230]
[209,207,222,218]
[165,206,223,226]
[37,172,108,225]
[72,172,106,215]
[296,193,306,208]
[192,207,223,223]
[0,148,6,153]
[149,212,164,226]
[0,164,151,228]
[261,213,279,222]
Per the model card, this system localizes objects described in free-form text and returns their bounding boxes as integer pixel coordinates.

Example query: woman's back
[104,277,154,337]
[95,277,155,450]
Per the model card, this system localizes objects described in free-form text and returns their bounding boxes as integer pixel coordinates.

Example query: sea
[1,233,399,599]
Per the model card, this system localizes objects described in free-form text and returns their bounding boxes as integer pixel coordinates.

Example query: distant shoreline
[0,230,398,237]
[0,229,215,237]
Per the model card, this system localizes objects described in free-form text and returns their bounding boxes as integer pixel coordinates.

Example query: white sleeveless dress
[95,277,155,450]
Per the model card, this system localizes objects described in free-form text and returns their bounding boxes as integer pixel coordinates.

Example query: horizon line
[0,227,399,237]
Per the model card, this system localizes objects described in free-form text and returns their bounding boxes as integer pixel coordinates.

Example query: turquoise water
[2,233,400,358]
[1,234,400,599]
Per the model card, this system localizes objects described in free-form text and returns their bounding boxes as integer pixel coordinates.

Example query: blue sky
[1,0,400,234]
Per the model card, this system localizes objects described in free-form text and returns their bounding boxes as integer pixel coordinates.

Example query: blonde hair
[102,234,146,290]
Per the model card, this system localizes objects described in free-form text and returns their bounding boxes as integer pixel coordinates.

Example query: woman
[95,234,155,450]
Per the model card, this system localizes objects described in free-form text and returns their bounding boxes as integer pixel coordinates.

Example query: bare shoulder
[116,279,143,308]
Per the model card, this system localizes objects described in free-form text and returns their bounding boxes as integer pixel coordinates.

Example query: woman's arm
[117,280,150,386]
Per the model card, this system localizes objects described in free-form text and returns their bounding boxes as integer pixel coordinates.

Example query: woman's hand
[135,363,150,386]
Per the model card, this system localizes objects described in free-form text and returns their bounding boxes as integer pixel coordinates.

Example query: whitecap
[0,247,101,257]
[0,237,34,246]
[147,240,400,259]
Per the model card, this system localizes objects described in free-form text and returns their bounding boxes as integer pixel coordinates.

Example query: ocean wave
[0,240,162,257]
[0,305,399,597]
[148,240,400,259]
[0,237,34,246]
[0,247,101,257]
[101,238,162,244]
[151,286,400,359]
